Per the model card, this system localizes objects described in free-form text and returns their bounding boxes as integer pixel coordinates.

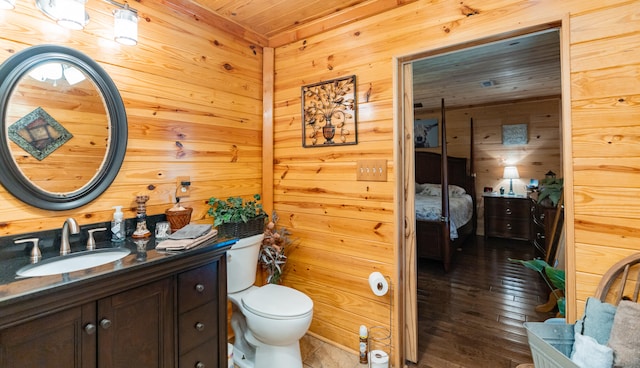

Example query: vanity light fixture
[0,0,16,10]
[105,0,138,46]
[503,166,520,196]
[35,0,89,30]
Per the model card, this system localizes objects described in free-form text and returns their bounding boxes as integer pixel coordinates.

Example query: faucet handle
[15,238,41,263]
[87,227,108,250]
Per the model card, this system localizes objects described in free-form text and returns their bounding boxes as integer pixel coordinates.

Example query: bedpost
[470,118,477,233]
[440,99,451,270]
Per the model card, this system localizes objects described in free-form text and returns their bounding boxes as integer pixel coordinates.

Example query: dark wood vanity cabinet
[0,277,174,368]
[0,248,227,368]
[484,196,531,241]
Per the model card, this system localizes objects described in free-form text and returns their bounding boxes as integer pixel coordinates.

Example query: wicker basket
[217,215,266,239]
[165,207,193,231]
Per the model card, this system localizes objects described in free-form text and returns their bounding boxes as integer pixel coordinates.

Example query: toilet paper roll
[370,349,389,368]
[368,271,389,296]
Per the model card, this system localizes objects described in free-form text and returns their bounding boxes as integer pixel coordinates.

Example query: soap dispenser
[111,206,126,242]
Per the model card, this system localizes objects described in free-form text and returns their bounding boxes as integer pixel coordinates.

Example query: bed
[414,103,476,271]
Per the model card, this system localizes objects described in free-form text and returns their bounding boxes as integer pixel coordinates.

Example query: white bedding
[415,191,473,240]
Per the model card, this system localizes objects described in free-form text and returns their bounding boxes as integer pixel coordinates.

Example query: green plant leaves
[207,194,265,227]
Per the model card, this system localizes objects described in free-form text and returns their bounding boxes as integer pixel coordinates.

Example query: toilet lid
[242,284,313,319]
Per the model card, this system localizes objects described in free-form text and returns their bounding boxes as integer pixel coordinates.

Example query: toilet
[227,234,313,368]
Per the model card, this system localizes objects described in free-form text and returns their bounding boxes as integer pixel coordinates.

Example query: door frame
[395,18,575,364]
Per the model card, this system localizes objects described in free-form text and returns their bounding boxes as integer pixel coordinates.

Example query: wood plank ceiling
[172,0,561,110]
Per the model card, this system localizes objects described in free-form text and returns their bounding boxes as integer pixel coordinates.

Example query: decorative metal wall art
[302,75,357,147]
[502,123,528,145]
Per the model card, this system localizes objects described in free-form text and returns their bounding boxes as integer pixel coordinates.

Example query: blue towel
[579,297,617,345]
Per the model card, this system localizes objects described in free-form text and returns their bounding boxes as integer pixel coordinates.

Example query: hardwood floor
[410,236,556,368]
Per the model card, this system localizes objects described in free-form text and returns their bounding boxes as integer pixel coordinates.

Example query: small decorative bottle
[111,206,126,242]
[132,195,151,239]
[359,325,368,365]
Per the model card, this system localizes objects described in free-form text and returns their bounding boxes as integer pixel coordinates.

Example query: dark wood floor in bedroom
[409,236,556,368]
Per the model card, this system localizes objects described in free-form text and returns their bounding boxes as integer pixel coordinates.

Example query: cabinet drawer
[485,198,530,218]
[178,263,218,312]
[486,217,530,239]
[179,301,218,354]
[179,339,218,368]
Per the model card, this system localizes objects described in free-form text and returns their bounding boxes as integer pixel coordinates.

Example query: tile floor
[232,334,364,368]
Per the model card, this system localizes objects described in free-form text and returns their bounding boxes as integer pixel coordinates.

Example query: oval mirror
[0,45,127,211]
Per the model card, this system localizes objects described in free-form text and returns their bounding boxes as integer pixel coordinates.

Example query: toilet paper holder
[367,272,392,367]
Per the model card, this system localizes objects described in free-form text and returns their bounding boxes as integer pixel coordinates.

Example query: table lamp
[503,166,519,195]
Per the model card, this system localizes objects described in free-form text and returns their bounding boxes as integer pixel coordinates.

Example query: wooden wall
[415,98,562,235]
[272,0,640,364]
[0,2,263,234]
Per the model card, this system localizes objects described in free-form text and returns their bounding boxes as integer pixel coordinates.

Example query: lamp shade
[503,166,519,180]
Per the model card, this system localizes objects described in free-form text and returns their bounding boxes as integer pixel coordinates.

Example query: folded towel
[156,229,218,251]
[608,301,640,368]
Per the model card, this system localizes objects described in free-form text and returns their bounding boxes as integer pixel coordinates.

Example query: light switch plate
[356,160,387,181]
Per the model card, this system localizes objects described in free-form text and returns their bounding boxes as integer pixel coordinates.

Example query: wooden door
[0,304,96,368]
[97,277,174,368]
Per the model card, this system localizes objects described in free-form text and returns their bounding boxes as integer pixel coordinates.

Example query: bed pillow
[607,300,640,368]
[418,184,467,197]
[448,184,467,196]
[415,182,428,193]
[419,183,441,196]
[580,297,617,345]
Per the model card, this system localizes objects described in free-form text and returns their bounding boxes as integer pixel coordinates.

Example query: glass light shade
[63,65,86,85]
[29,62,63,82]
[113,7,138,46]
[0,0,16,10]
[503,166,520,179]
[56,0,87,30]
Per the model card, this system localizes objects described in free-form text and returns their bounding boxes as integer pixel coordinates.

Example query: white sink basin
[16,248,131,277]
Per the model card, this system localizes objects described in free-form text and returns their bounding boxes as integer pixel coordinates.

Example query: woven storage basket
[165,207,193,231]
[217,215,266,239]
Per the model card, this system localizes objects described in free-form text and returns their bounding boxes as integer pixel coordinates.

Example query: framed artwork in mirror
[301,75,357,147]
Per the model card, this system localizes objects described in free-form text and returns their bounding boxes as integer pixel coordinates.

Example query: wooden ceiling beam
[160,0,269,46]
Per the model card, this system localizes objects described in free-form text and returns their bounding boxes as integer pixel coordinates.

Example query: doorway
[399,24,570,364]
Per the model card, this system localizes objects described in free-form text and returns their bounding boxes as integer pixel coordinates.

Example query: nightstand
[484,195,531,241]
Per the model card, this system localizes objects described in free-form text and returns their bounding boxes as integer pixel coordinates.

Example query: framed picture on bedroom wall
[414,119,439,148]
[502,123,528,145]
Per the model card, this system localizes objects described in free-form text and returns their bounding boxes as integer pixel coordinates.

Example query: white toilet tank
[227,234,263,293]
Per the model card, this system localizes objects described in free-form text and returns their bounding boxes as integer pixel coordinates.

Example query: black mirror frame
[0,45,127,211]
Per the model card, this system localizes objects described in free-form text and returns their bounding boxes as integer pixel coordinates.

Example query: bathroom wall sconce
[0,0,16,10]
[33,0,139,45]
[106,0,138,45]
[36,0,89,30]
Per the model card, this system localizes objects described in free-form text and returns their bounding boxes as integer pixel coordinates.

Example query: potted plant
[538,176,563,207]
[509,258,566,317]
[207,194,267,238]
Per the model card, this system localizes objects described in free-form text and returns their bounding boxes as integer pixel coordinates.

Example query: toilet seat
[242,284,313,320]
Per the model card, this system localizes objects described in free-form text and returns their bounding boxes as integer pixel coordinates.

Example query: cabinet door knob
[505,208,512,215]
[84,323,97,335]
[195,322,205,331]
[100,319,112,329]
[195,362,205,368]
[195,283,205,293]
[506,223,512,230]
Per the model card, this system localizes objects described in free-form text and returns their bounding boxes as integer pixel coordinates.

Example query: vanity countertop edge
[0,236,234,329]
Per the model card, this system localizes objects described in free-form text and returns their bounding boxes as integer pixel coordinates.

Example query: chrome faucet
[60,218,80,256]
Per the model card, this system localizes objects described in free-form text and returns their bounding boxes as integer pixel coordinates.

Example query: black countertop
[0,217,236,307]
